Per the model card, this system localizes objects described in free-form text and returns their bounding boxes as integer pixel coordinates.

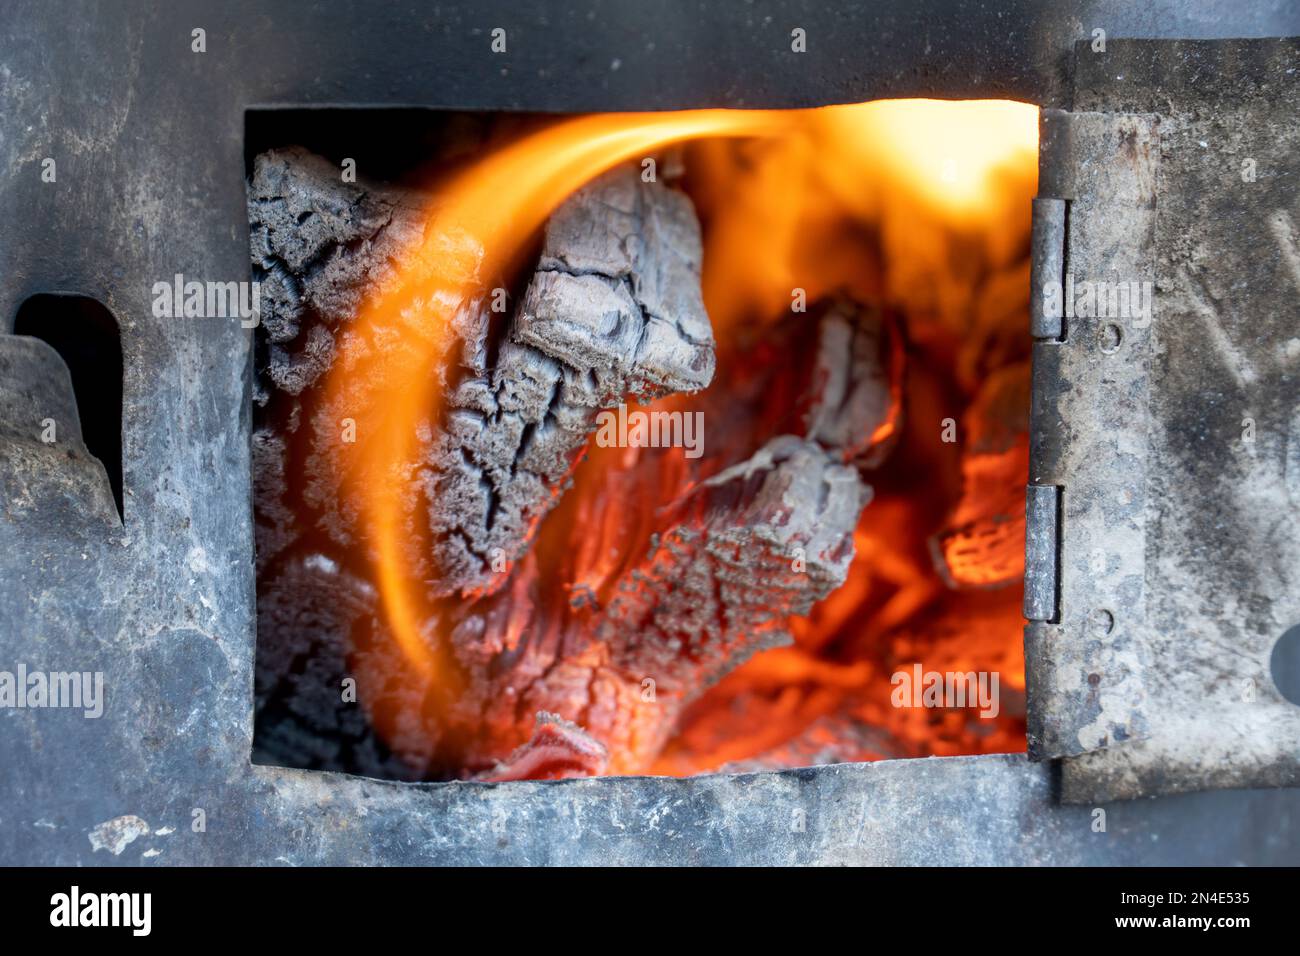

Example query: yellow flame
[817,99,1038,214]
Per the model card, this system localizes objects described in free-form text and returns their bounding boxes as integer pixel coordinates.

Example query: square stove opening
[246,102,1036,781]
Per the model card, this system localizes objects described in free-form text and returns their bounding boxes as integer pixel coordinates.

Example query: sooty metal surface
[1056,39,1300,802]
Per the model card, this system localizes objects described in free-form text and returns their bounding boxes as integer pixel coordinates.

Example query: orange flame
[323,110,793,691]
[323,100,1039,775]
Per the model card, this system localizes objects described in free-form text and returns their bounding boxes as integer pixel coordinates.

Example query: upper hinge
[1029,198,1067,341]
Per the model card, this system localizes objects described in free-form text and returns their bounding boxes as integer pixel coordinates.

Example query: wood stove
[1,0,1297,866]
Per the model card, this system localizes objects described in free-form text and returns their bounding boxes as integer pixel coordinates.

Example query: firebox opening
[247,101,1037,782]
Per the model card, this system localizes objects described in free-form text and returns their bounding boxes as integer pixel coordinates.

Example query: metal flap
[1028,39,1300,803]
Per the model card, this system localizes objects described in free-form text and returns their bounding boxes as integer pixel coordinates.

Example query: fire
[322,110,789,687]
[323,100,1038,776]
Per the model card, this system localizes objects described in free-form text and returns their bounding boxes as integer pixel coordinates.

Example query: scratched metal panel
[1054,39,1300,802]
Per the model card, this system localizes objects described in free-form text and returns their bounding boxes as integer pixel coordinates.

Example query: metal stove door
[1023,38,1300,802]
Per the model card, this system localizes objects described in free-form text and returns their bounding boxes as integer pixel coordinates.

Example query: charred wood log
[423,165,715,596]
[929,360,1030,589]
[249,150,714,594]
[803,298,900,467]
[252,554,422,779]
[448,435,872,774]
[249,148,902,778]
[247,147,428,401]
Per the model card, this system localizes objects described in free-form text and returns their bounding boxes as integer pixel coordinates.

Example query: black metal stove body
[1,1,1297,865]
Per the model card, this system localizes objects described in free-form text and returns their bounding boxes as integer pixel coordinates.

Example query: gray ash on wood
[248,148,716,592]
[444,303,892,774]
[247,147,428,401]
[443,432,873,774]
[246,145,896,778]
[423,165,716,597]
[601,436,868,689]
[803,298,897,467]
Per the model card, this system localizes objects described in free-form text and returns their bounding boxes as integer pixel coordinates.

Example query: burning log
[247,148,433,557]
[247,147,427,400]
[804,298,900,467]
[445,300,892,774]
[930,360,1031,589]
[248,100,1036,780]
[424,164,715,596]
[249,200,895,773]
[248,151,714,596]
[601,437,868,682]
[448,435,872,774]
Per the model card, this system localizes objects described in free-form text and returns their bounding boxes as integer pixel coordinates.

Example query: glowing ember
[316,100,1038,777]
